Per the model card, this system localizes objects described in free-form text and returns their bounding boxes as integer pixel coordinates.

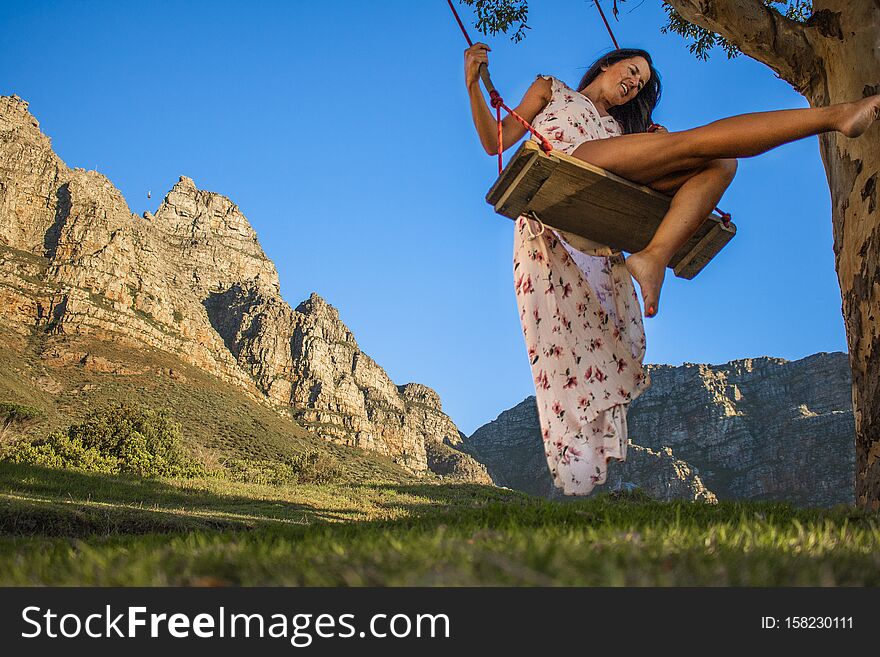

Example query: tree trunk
[665,0,880,509]
[808,1,880,511]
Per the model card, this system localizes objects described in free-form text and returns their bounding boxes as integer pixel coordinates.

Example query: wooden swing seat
[485,139,737,279]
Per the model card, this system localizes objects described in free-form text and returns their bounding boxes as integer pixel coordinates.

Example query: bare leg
[572,95,880,318]
[645,166,707,195]
[628,159,738,317]
[571,95,880,185]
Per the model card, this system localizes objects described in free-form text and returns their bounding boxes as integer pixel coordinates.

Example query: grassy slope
[0,325,420,484]
[1,462,879,586]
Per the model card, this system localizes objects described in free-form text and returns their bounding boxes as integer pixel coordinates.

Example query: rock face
[464,354,855,506]
[628,354,854,507]
[0,94,489,483]
[464,397,717,502]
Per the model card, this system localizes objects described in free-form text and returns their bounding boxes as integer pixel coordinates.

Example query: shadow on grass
[0,462,341,536]
[354,481,875,531]
[0,462,874,542]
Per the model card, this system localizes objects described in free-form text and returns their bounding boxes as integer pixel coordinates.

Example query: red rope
[715,209,732,228]
[446,0,552,173]
[594,1,620,50]
[447,0,473,46]
[496,98,503,171]
[447,0,732,226]
[489,90,553,172]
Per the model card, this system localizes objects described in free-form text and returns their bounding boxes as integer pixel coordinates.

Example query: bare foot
[839,95,880,138]
[625,251,666,318]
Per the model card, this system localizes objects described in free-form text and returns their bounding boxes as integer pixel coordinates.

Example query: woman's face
[597,56,651,107]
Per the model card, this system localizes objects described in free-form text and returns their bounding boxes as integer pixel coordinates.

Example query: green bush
[223,449,342,486]
[0,402,41,425]
[1,404,205,478]
[0,402,42,442]
[5,432,118,473]
[287,449,342,484]
[221,458,297,486]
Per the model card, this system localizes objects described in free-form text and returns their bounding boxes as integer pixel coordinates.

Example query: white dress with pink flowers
[513,74,650,496]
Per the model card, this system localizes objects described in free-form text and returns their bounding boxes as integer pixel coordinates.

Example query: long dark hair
[576,48,661,135]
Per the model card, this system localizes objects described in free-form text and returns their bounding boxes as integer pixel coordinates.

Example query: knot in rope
[537,138,553,153]
[489,90,504,109]
[717,210,732,228]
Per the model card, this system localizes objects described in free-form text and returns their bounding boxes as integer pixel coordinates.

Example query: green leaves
[455,0,814,60]
[0,402,41,442]
[1,404,205,478]
[459,0,531,42]
[660,2,740,61]
[660,0,813,61]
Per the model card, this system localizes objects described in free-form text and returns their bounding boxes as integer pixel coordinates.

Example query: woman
[464,44,880,495]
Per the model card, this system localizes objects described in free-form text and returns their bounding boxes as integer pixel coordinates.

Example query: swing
[487,139,736,279]
[448,0,737,279]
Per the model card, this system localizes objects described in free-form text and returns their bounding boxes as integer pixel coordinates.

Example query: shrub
[0,402,42,442]
[5,432,118,473]
[288,449,342,484]
[1,404,205,478]
[221,458,296,486]
[222,449,342,486]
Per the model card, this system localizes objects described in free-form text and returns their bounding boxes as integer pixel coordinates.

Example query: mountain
[463,396,717,502]
[0,94,489,483]
[464,354,855,506]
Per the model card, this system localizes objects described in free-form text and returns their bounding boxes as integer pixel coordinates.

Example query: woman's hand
[647,123,668,133]
[464,42,490,88]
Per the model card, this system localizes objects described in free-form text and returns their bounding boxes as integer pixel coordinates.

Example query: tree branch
[665,0,821,94]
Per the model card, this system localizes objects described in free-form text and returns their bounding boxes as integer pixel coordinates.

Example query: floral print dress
[514,75,650,495]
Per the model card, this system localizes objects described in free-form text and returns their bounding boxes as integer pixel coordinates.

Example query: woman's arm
[465,43,552,155]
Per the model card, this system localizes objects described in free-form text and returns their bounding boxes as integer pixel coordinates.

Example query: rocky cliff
[0,94,489,483]
[464,353,855,506]
[463,397,717,502]
[628,353,854,506]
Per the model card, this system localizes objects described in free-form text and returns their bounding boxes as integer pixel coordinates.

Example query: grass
[1,462,878,586]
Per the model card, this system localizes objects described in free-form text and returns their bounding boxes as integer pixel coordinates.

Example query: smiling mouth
[620,82,628,96]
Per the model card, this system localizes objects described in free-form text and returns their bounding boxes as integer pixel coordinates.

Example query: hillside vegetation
[0,326,423,486]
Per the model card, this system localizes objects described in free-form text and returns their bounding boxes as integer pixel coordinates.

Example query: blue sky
[2,1,846,435]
